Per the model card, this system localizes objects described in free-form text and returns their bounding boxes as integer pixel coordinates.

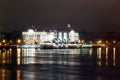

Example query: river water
[0,47,120,80]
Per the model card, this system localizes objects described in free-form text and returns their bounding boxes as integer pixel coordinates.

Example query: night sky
[0,0,120,32]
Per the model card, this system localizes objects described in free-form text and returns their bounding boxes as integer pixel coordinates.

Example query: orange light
[2,39,6,43]
[0,42,2,46]
[97,40,102,44]
[17,39,21,44]
[113,40,116,43]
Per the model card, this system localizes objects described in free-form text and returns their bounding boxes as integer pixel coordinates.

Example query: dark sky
[0,0,120,32]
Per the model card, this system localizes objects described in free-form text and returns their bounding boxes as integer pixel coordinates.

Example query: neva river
[0,47,120,80]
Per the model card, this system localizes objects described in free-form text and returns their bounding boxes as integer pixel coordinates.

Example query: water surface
[0,47,120,80]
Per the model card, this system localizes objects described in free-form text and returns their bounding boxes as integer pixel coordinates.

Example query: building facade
[22,29,79,45]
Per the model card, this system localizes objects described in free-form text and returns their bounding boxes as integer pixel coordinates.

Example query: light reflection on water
[0,48,12,65]
[1,47,120,80]
[106,48,108,66]
[0,68,21,80]
[0,47,119,66]
[96,47,117,67]
[113,47,116,66]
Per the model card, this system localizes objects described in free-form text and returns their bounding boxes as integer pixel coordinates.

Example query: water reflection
[1,47,120,80]
[0,47,120,66]
[16,70,21,80]
[96,47,117,66]
[97,48,102,66]
[21,48,95,66]
[113,47,116,66]
[106,48,108,66]
[18,47,119,66]
[0,48,12,65]
[17,48,21,65]
[0,68,21,80]
[22,48,36,64]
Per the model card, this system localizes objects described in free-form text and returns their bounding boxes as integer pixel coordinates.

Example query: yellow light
[82,40,84,43]
[97,40,102,44]
[106,41,108,43]
[113,40,116,43]
[10,40,12,43]
[17,39,21,44]
[2,39,6,43]
[0,42,2,46]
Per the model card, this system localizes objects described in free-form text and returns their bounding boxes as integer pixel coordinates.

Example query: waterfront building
[22,29,79,45]
[22,29,57,45]
[57,32,68,43]
[69,30,79,43]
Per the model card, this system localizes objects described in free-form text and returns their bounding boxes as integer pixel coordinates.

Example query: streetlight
[113,40,116,43]
[17,39,21,44]
[82,40,84,43]
[2,39,6,43]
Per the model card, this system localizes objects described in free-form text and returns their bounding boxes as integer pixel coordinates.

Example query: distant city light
[2,39,6,43]
[0,42,2,46]
[90,41,92,44]
[113,40,116,43]
[106,41,108,43]
[17,39,21,44]
[82,40,84,43]
[97,40,102,44]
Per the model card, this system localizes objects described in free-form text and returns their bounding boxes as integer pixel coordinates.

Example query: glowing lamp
[17,39,21,44]
[2,39,6,43]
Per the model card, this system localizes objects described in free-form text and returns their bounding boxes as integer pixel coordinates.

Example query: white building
[69,30,79,43]
[22,29,57,45]
[22,29,79,45]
